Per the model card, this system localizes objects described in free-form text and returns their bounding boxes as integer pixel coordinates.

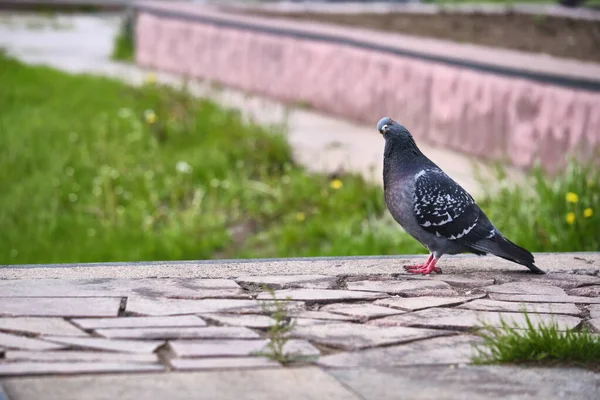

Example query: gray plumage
[378,117,545,274]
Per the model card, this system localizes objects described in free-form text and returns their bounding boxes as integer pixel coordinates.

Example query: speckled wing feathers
[413,169,494,244]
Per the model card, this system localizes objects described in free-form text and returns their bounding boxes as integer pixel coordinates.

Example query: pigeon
[377,117,545,275]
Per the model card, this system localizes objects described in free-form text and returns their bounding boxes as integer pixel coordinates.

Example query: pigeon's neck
[383,136,433,186]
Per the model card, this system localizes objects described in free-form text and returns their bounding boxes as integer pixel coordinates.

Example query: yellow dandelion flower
[565,212,576,224]
[583,208,593,218]
[295,212,306,222]
[145,72,157,84]
[330,179,343,190]
[144,109,157,124]
[565,192,579,203]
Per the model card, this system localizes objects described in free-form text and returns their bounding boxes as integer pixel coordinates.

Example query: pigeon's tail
[472,235,546,274]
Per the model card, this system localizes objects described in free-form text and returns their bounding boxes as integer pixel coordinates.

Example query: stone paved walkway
[1,253,599,399]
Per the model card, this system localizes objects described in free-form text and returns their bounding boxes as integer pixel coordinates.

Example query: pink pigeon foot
[404,255,442,275]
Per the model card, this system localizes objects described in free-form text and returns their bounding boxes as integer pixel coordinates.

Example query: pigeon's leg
[404,254,433,271]
[404,254,442,275]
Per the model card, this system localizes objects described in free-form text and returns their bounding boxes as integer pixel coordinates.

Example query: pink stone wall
[135,11,600,172]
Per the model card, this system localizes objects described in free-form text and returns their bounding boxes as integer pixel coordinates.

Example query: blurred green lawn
[0,53,597,265]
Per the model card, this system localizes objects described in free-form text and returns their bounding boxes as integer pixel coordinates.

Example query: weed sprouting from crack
[253,286,317,365]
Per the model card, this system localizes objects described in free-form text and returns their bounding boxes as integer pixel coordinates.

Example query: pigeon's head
[377,117,412,141]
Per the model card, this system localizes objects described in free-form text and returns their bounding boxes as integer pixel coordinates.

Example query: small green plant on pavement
[473,312,600,370]
[254,287,298,364]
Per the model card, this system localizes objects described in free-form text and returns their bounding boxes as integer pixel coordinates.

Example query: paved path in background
[0,12,526,197]
[0,253,599,399]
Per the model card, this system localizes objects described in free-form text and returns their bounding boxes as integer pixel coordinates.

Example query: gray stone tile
[320,303,405,320]
[282,339,321,358]
[170,339,269,357]
[0,367,361,400]
[289,311,358,322]
[95,326,259,340]
[533,273,600,289]
[0,318,88,336]
[170,357,281,371]
[235,275,339,289]
[566,285,600,297]
[0,297,121,317]
[489,293,600,304]
[331,365,600,400]
[0,278,242,298]
[375,296,482,312]
[405,275,495,289]
[368,308,582,331]
[126,297,305,316]
[0,362,163,377]
[458,299,582,316]
[318,335,480,368]
[72,315,206,330]
[4,351,158,363]
[43,336,163,353]
[483,282,567,296]
[292,318,337,326]
[292,322,453,350]
[256,289,387,303]
[0,332,66,351]
[169,339,319,358]
[202,314,276,329]
[590,305,600,319]
[346,280,457,296]
[588,318,600,333]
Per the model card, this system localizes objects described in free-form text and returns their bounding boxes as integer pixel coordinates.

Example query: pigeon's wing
[413,169,495,244]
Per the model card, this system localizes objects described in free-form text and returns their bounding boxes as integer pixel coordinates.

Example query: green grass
[473,313,600,370]
[0,53,598,265]
[478,162,600,253]
[0,53,421,265]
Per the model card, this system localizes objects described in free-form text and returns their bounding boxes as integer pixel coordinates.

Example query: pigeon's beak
[380,125,389,135]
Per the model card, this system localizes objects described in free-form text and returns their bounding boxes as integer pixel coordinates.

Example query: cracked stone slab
[318,335,480,368]
[458,299,582,316]
[589,318,600,332]
[95,326,259,340]
[202,314,276,329]
[404,275,495,289]
[289,311,359,322]
[0,362,163,377]
[43,336,163,353]
[319,303,406,320]
[368,308,581,331]
[0,278,243,298]
[170,339,269,357]
[0,332,66,351]
[0,318,88,336]
[489,293,600,304]
[72,315,206,330]
[0,367,361,400]
[590,305,600,319]
[126,298,305,316]
[533,273,600,289]
[374,295,483,312]
[346,280,457,297]
[235,275,339,289]
[0,297,121,317]
[4,351,158,363]
[256,289,387,303]
[292,322,453,350]
[170,357,281,371]
[331,365,600,400]
[566,285,600,297]
[169,339,319,358]
[483,282,567,296]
